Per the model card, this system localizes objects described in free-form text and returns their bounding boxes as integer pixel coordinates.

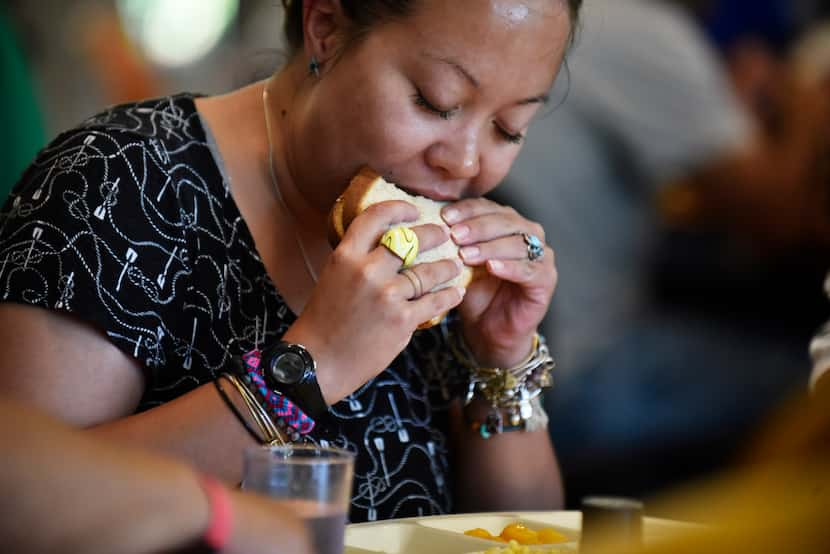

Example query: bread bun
[328,166,477,328]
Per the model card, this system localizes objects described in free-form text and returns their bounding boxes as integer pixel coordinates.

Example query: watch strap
[259,341,330,421]
[240,350,316,435]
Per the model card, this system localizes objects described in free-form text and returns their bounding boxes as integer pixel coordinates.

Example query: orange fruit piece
[500,522,540,544]
[465,528,500,541]
[537,527,569,544]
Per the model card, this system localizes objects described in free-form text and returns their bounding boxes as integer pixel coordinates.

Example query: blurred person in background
[498,0,830,506]
[0,4,46,200]
[809,275,830,395]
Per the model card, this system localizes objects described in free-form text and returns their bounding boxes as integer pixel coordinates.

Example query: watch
[260,341,329,420]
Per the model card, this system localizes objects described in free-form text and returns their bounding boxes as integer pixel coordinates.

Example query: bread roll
[328,166,476,328]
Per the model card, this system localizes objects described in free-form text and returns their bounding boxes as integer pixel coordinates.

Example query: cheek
[473,147,520,195]
[340,91,434,166]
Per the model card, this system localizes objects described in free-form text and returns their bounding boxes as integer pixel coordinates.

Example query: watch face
[271,352,306,384]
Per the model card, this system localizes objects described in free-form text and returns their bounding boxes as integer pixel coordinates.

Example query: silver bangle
[223,372,287,446]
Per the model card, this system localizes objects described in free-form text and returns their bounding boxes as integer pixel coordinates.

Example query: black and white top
[0,94,469,522]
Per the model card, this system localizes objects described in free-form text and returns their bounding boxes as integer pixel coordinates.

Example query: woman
[0,0,581,521]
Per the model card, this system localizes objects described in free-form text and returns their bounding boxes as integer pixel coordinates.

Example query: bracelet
[446,324,555,437]
[467,396,550,439]
[214,376,262,443]
[197,473,233,551]
[222,372,287,446]
[239,350,315,437]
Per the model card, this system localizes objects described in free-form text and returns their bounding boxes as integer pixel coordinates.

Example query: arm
[0,201,465,483]
[438,199,564,511]
[0,303,258,482]
[450,399,563,512]
[0,395,312,554]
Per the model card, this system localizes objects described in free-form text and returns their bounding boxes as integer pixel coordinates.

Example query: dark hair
[281,0,583,58]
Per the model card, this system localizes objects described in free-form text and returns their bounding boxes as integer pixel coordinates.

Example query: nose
[425,128,481,181]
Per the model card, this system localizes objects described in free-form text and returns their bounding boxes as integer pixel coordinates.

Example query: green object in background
[0,6,46,202]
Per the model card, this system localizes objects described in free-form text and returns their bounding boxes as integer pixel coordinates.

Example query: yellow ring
[379,226,419,267]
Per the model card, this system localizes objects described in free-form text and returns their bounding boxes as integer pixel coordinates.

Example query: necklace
[262,80,319,283]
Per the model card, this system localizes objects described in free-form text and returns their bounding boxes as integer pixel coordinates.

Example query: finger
[409,284,466,326]
[441,197,508,225]
[485,246,555,285]
[394,258,463,299]
[458,234,529,265]
[344,200,420,252]
[449,212,545,247]
[371,223,450,269]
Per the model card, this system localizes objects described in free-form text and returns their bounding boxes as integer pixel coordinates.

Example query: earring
[309,56,321,78]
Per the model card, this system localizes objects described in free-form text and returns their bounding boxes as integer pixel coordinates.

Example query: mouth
[395,182,461,202]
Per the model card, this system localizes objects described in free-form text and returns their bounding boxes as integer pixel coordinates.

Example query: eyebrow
[422,52,550,106]
[424,52,481,89]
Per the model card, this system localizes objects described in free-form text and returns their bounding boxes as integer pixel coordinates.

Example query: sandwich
[328,166,477,328]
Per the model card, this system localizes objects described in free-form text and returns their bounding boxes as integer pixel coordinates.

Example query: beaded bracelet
[236,350,315,439]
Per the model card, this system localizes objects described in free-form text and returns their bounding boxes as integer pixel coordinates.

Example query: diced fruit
[500,523,540,544]
[536,528,569,544]
[465,528,501,541]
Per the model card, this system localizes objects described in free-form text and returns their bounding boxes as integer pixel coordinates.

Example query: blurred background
[3,0,829,516]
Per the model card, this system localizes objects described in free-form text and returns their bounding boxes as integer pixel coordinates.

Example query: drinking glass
[242,444,355,554]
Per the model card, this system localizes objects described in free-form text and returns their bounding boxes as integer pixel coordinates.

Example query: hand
[443,198,557,367]
[225,492,313,554]
[285,201,464,404]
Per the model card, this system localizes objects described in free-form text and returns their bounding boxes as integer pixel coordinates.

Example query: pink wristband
[198,474,233,551]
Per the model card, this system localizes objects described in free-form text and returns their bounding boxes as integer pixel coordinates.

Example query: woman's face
[300,0,572,205]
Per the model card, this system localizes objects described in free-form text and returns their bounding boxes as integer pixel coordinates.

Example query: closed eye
[494,123,524,145]
[413,89,459,120]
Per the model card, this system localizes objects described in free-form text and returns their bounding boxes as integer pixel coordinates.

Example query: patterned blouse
[0,94,469,523]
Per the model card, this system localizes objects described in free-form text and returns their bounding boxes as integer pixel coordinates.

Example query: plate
[345,511,696,554]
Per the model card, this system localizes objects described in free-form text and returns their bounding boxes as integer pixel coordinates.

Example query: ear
[302,0,348,67]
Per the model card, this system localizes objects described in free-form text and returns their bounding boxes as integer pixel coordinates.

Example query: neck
[262,70,330,262]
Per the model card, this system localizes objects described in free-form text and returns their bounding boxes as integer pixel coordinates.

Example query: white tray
[345,511,698,554]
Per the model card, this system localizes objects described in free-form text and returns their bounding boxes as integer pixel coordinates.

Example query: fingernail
[451,225,469,241]
[443,208,460,224]
[460,245,479,261]
[489,259,504,271]
[456,286,467,298]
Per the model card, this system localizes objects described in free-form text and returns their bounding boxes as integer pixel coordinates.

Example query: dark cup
[580,496,644,553]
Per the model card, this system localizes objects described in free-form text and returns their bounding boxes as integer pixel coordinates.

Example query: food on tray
[464,522,569,545]
[482,539,570,554]
[465,528,507,542]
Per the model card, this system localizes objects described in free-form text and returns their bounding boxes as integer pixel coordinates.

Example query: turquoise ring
[522,233,544,262]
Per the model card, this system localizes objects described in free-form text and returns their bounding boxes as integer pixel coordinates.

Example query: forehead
[388,0,571,91]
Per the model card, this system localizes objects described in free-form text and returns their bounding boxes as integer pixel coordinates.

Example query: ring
[522,233,545,262]
[400,268,424,299]
[379,226,419,267]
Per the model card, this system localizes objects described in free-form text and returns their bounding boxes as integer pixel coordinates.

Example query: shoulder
[79,94,207,144]
[15,94,210,186]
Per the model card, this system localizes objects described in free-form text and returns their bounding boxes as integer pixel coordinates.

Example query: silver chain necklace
[262,80,319,283]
